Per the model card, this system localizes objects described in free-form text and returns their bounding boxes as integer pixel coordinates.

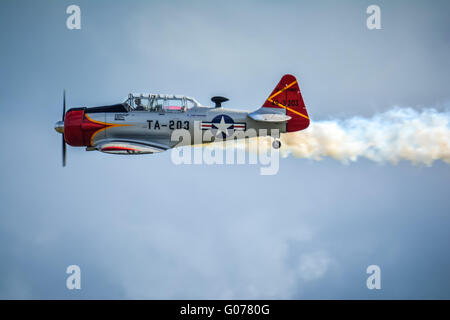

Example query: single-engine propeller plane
[54,74,310,166]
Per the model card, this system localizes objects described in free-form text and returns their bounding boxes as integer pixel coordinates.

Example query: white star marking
[213,116,232,137]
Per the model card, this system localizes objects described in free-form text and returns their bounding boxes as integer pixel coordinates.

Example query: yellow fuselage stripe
[84,113,132,146]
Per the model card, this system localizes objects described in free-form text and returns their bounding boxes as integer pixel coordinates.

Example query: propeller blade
[62,89,67,167]
[63,89,66,121]
[62,135,66,167]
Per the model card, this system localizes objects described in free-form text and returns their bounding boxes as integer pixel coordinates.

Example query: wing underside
[94,140,171,154]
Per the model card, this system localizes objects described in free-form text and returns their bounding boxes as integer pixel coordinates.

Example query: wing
[94,140,172,154]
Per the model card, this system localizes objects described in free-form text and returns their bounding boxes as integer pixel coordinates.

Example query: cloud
[297,251,332,282]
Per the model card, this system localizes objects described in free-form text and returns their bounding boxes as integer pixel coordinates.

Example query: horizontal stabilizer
[248,111,291,122]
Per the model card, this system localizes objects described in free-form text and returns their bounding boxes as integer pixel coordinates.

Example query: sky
[0,0,450,299]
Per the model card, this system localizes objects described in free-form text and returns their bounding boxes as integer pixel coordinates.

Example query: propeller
[62,90,66,167]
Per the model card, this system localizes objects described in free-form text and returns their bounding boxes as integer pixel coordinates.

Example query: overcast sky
[0,0,449,299]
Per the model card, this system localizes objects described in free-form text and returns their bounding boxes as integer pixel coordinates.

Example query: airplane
[54,74,310,166]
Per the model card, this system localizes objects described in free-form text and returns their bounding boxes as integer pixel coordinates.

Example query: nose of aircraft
[54,120,64,134]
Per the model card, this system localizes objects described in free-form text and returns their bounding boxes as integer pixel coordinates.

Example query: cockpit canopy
[124,94,201,112]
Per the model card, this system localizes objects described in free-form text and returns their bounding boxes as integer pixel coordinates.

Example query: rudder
[262,74,310,132]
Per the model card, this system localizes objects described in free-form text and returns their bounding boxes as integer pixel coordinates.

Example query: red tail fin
[262,74,310,132]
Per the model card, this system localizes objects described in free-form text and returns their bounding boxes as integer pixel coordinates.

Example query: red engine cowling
[64,109,105,146]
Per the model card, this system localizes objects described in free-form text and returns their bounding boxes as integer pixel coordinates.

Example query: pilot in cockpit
[135,98,145,110]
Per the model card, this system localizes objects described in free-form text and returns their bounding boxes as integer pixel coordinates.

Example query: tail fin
[262,74,310,132]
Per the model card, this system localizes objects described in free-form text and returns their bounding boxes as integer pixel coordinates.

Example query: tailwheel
[272,139,281,149]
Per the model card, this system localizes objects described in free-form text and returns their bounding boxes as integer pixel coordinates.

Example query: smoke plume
[278,108,450,165]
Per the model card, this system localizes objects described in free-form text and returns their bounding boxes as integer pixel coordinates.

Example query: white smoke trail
[278,107,450,165]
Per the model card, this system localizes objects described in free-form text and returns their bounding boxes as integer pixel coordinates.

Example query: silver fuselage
[88,106,286,150]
